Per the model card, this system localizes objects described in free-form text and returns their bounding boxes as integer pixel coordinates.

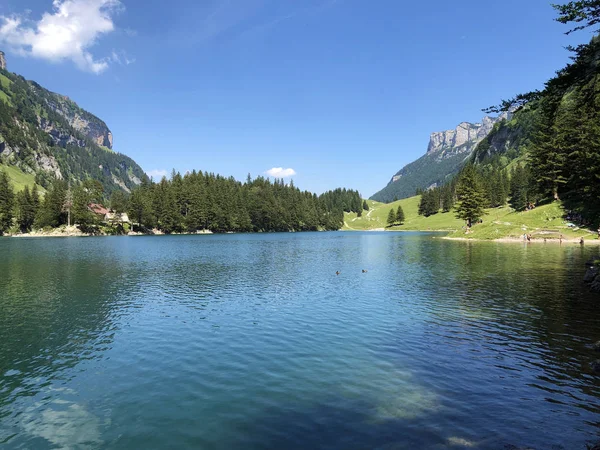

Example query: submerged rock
[584,266,599,283]
[591,277,600,293]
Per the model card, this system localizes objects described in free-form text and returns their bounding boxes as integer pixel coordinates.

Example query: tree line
[481,1,600,221]
[127,172,363,233]
[386,205,405,227]
[0,68,147,194]
[414,162,535,227]
[410,1,600,227]
[0,169,364,235]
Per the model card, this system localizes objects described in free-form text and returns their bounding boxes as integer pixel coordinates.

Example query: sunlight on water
[0,233,599,449]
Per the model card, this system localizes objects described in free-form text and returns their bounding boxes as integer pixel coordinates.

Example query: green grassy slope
[0,164,40,192]
[344,196,596,240]
[344,196,464,231]
[370,150,470,203]
[0,68,146,195]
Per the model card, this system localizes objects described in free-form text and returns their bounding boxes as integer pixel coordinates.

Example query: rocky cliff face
[426,113,510,160]
[370,113,510,203]
[0,68,146,193]
[0,51,6,70]
[37,90,114,149]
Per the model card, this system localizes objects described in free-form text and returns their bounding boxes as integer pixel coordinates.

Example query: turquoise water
[0,232,599,449]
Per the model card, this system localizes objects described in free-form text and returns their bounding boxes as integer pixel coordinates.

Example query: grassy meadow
[0,164,40,192]
[344,196,598,241]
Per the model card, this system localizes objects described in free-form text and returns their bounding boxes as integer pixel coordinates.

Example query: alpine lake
[0,232,599,449]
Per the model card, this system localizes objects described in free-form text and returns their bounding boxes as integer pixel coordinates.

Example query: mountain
[0,56,146,194]
[370,112,510,203]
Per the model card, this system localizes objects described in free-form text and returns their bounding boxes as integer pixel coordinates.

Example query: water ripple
[0,233,599,449]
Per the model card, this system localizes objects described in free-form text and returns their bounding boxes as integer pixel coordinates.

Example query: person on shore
[580,237,584,245]
[597,227,600,239]
[527,234,531,242]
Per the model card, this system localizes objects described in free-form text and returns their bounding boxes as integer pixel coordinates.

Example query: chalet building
[89,203,109,218]
[88,204,130,224]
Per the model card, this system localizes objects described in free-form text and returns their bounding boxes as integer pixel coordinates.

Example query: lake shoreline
[8,226,214,238]
[343,228,600,244]
[442,236,600,245]
[7,227,600,245]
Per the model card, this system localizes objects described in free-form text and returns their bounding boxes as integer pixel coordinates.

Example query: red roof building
[88,203,109,216]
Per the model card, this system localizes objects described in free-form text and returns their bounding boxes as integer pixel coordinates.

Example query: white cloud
[146,169,168,179]
[0,0,123,74]
[110,49,135,65]
[265,167,296,178]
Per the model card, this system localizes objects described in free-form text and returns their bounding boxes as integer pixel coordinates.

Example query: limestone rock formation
[43,94,114,149]
[426,113,509,159]
[0,63,145,193]
[371,112,510,202]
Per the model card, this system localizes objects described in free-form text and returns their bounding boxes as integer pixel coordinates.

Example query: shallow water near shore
[1,232,599,449]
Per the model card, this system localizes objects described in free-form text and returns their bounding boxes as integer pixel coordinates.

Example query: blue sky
[0,0,591,197]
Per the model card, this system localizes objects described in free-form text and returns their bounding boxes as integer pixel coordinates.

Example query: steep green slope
[344,197,594,241]
[371,114,509,203]
[471,107,538,164]
[0,164,39,192]
[370,151,470,203]
[343,196,464,231]
[471,35,600,219]
[0,65,146,195]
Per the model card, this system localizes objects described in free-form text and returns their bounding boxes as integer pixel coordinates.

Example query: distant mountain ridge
[371,112,510,203]
[0,54,145,194]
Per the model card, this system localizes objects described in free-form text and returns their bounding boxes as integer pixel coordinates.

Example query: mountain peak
[0,67,144,193]
[426,113,509,157]
[370,112,510,202]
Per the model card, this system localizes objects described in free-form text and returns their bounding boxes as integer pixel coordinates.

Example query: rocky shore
[584,258,600,293]
[10,226,214,238]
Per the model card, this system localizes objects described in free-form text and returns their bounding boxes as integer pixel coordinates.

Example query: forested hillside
[0,167,365,235]
[0,64,146,194]
[371,114,510,203]
[384,1,600,227]
[471,24,600,219]
[126,174,364,233]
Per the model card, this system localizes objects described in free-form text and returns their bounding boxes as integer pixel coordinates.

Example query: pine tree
[72,185,97,226]
[418,190,439,217]
[441,185,454,212]
[396,205,405,224]
[35,179,67,228]
[418,193,427,216]
[363,200,369,211]
[16,185,37,232]
[554,1,600,34]
[126,169,359,233]
[64,182,73,227]
[529,103,567,200]
[110,190,129,214]
[509,165,530,211]
[31,184,40,213]
[0,171,15,234]
[455,165,487,227]
[387,208,396,227]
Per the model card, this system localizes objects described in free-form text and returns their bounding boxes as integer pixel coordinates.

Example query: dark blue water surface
[0,232,599,449]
